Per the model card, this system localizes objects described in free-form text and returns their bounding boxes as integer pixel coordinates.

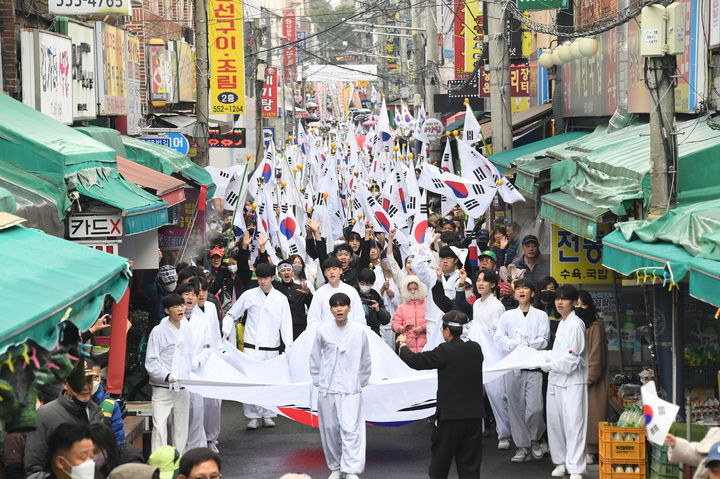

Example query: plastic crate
[651,444,669,463]
[651,461,679,477]
[599,458,647,479]
[599,422,646,461]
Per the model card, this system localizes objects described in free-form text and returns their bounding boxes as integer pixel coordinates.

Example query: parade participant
[287,253,318,293]
[385,228,413,288]
[391,275,428,352]
[397,311,484,479]
[356,268,391,336]
[541,285,588,479]
[89,422,144,477]
[177,448,222,479]
[89,361,125,445]
[478,250,499,273]
[375,261,400,348]
[495,279,550,462]
[145,264,178,331]
[197,279,223,453]
[29,423,94,479]
[145,294,191,454]
[504,222,521,266]
[272,259,314,339]
[207,247,224,283]
[310,293,372,479]
[463,269,511,451]
[307,258,365,329]
[224,262,294,430]
[665,435,720,479]
[513,235,550,283]
[209,231,254,311]
[306,220,361,287]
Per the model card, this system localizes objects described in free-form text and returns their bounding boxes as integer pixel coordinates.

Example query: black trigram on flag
[431,178,444,190]
[466,131,474,141]
[280,203,290,214]
[385,204,399,218]
[225,191,239,208]
[219,170,231,179]
[408,196,416,212]
[463,198,481,211]
[473,167,488,183]
[471,184,485,195]
[419,200,429,215]
[288,244,299,255]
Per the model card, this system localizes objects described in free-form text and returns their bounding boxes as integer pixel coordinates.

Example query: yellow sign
[208,0,245,114]
[550,224,614,284]
[464,0,483,72]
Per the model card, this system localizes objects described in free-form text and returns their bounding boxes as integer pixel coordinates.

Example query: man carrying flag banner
[418,163,488,218]
[641,381,679,445]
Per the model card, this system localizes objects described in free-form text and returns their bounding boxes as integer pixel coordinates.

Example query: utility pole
[194,0,209,166]
[254,18,264,163]
[411,0,425,102]
[486,0,512,154]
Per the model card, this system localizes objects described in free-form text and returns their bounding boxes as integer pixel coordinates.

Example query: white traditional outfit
[544,311,588,475]
[495,306,550,450]
[225,286,294,419]
[200,300,223,450]
[183,305,212,449]
[306,281,365,329]
[310,320,372,476]
[411,257,459,345]
[466,294,511,443]
[145,316,191,453]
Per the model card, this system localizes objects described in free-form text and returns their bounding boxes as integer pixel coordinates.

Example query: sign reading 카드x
[68,214,123,239]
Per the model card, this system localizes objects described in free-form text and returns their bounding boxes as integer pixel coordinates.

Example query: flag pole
[224,161,250,259]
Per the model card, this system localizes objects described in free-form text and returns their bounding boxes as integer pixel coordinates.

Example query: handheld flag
[462,102,482,145]
[641,381,679,446]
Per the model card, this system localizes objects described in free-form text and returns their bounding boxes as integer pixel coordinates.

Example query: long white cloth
[310,321,371,394]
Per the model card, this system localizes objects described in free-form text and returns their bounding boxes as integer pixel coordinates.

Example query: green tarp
[515,157,558,199]
[0,186,16,214]
[122,136,216,197]
[540,191,610,240]
[0,225,130,355]
[688,257,720,307]
[75,126,128,158]
[676,119,720,206]
[488,131,589,174]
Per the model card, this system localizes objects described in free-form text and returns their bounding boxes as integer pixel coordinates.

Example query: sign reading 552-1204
[50,0,129,15]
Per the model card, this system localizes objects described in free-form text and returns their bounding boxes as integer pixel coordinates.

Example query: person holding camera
[355,268,390,336]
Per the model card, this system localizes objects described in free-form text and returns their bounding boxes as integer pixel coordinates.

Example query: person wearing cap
[207,247,225,283]
[107,463,160,479]
[478,250,498,273]
[267,259,314,339]
[512,235,550,284]
[209,230,255,311]
[397,310,484,479]
[148,445,181,479]
[307,258,366,330]
[224,262,293,430]
[24,358,105,475]
[145,263,179,331]
[666,434,720,479]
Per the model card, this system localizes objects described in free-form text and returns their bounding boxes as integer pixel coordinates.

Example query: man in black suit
[397,310,484,479]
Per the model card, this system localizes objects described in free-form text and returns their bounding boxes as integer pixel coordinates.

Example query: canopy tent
[0,186,15,215]
[0,223,130,355]
[488,130,589,175]
[74,126,128,157]
[117,156,187,207]
[688,257,720,307]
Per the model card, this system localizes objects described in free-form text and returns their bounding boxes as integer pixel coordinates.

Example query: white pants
[151,386,190,454]
[317,392,366,475]
[204,398,222,446]
[485,376,511,440]
[547,383,587,474]
[505,370,545,448]
[187,392,207,448]
[243,348,279,419]
[380,326,395,350]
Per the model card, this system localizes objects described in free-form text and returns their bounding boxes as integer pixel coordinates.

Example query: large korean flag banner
[209,0,246,114]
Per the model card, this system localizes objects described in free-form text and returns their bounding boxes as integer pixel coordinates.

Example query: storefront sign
[68,214,123,238]
[57,20,96,121]
[517,0,567,10]
[126,34,142,135]
[138,133,189,154]
[20,29,73,124]
[50,0,129,16]
[464,0,483,72]
[73,240,121,255]
[148,41,169,106]
[94,22,127,115]
[453,0,467,77]
[261,66,278,118]
[282,10,297,83]
[421,118,444,141]
[208,0,246,114]
[550,224,613,284]
[159,188,205,253]
[177,40,196,102]
[209,128,246,148]
[479,64,530,97]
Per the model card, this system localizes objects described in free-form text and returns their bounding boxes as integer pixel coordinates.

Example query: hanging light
[557,42,574,62]
[551,49,566,65]
[570,41,584,59]
[579,37,599,57]
[539,49,555,69]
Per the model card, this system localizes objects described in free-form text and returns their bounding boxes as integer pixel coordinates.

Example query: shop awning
[602,229,694,284]
[675,118,720,206]
[0,186,15,214]
[515,157,558,200]
[67,168,169,235]
[121,135,216,198]
[117,156,187,207]
[0,223,130,355]
[74,126,128,157]
[540,191,612,241]
[150,114,233,135]
[488,131,589,174]
[688,257,720,307]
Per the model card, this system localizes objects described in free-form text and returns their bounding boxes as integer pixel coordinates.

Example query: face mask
[70,395,90,408]
[359,285,371,294]
[209,222,218,230]
[228,264,238,274]
[91,380,100,395]
[163,281,177,292]
[465,291,474,300]
[62,457,96,479]
[292,264,303,275]
[539,290,556,305]
[409,292,418,300]
[574,307,595,323]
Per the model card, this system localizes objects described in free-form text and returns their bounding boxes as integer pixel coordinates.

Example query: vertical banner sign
[126,34,142,135]
[282,10,297,83]
[58,20,96,121]
[453,0,466,77]
[550,224,613,284]
[464,0,483,73]
[208,0,246,114]
[147,42,169,106]
[261,66,278,118]
[177,41,197,102]
[95,22,127,115]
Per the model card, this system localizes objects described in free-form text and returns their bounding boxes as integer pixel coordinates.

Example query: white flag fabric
[462,102,482,145]
[377,99,394,144]
[641,381,680,445]
[278,203,306,258]
[206,165,243,200]
[223,166,248,212]
[456,140,498,217]
[248,140,276,200]
[440,140,456,216]
[418,163,489,218]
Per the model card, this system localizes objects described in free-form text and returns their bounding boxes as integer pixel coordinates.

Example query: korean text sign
[208,0,246,114]
[550,224,613,284]
[262,67,278,118]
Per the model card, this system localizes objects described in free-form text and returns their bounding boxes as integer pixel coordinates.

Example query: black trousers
[429,418,483,479]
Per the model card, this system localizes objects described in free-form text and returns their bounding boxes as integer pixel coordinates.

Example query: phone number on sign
[54,0,124,8]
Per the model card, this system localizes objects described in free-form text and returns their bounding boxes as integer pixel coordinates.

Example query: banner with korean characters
[550,224,614,284]
[94,22,127,115]
[50,0,129,16]
[126,34,142,135]
[208,0,246,114]
[261,66,278,118]
[56,19,97,121]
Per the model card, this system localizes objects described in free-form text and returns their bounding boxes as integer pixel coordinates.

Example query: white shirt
[411,257,459,323]
[201,300,222,347]
[145,317,192,387]
[495,306,550,352]
[225,287,293,348]
[310,320,372,394]
[547,311,588,387]
[466,294,506,343]
[306,281,365,329]
[184,305,212,357]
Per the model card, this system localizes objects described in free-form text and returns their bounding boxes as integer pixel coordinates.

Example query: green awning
[0,186,16,214]
[540,191,610,241]
[122,136,216,197]
[0,225,130,355]
[488,131,589,174]
[688,257,720,307]
[74,126,128,158]
[675,119,720,206]
[515,156,558,199]
[68,168,169,235]
[602,229,694,284]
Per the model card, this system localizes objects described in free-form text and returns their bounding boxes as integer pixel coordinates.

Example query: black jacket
[273,280,313,327]
[399,337,484,420]
[209,249,254,304]
[357,288,391,335]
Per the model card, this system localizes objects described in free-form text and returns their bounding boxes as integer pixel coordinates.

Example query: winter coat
[92,382,126,445]
[392,275,429,352]
[668,427,720,479]
[586,320,609,452]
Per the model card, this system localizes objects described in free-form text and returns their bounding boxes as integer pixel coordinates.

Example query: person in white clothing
[495,278,550,462]
[464,269,511,451]
[310,292,372,479]
[541,285,588,479]
[307,258,365,329]
[145,293,191,454]
[198,278,223,454]
[224,262,294,430]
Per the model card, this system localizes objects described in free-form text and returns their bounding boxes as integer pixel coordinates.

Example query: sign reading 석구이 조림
[550,224,613,284]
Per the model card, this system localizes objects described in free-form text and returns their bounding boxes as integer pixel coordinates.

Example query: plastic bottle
[622,306,636,357]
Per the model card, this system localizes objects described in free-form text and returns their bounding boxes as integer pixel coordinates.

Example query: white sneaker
[208,443,219,453]
[531,441,543,460]
[551,465,567,477]
[345,474,360,479]
[511,448,531,462]
[246,418,260,430]
[498,438,511,450]
[585,454,595,465]
[263,417,276,427]
[569,474,582,479]
[327,471,342,479]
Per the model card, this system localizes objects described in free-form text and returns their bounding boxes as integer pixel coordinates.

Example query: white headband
[445,321,463,327]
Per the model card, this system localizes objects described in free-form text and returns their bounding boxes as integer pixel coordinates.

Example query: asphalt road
[216,401,600,479]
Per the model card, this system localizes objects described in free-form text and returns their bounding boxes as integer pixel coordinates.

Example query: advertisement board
[261,66,279,118]
[177,40,196,102]
[282,10,297,83]
[95,22,127,115]
[20,29,74,124]
[208,0,246,114]
[148,42,169,106]
[68,214,123,238]
[550,224,614,284]
[50,0,130,16]
[58,20,96,120]
[479,64,530,97]
[126,34,142,135]
[464,0,483,72]
[453,0,467,77]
